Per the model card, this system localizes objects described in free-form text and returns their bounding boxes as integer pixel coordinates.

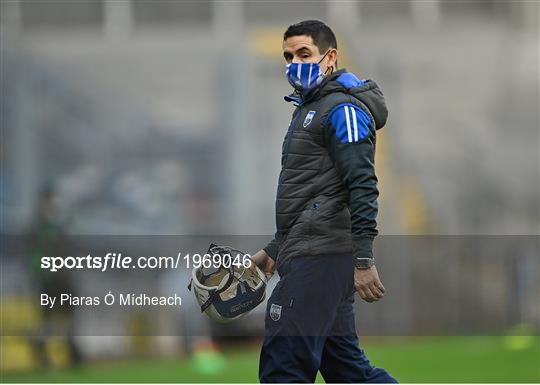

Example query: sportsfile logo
[40,252,252,272]
[40,252,184,272]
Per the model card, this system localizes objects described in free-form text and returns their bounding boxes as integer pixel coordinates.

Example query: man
[251,20,398,383]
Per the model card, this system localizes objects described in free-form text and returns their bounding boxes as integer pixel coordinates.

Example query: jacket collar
[284,68,348,106]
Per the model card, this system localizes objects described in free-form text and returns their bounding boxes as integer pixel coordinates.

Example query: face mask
[285,50,331,93]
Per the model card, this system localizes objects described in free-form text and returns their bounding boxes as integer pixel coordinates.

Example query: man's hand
[354,265,386,303]
[250,249,276,280]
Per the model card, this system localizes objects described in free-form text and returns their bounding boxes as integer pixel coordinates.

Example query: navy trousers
[259,254,398,383]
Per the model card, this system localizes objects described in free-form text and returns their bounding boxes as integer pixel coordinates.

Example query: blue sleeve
[325,103,379,260]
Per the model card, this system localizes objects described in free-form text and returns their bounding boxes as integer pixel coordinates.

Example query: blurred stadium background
[1,0,539,382]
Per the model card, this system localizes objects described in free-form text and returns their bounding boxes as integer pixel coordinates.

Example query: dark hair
[283,20,338,54]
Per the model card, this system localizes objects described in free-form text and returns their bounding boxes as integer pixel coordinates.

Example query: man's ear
[328,48,338,71]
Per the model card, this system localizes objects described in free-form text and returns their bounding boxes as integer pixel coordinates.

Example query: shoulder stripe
[351,106,359,142]
[344,106,353,143]
[327,103,372,144]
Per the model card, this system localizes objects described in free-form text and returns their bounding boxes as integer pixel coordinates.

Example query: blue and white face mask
[286,62,325,92]
[285,50,331,93]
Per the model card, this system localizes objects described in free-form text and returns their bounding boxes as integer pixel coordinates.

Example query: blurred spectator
[27,184,82,367]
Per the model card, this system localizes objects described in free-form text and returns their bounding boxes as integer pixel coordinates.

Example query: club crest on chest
[303,110,316,128]
[269,303,282,321]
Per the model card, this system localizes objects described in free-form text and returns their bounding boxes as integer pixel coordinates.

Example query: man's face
[282,35,337,75]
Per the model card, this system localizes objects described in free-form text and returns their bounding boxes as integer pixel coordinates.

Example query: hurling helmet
[188,244,267,323]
